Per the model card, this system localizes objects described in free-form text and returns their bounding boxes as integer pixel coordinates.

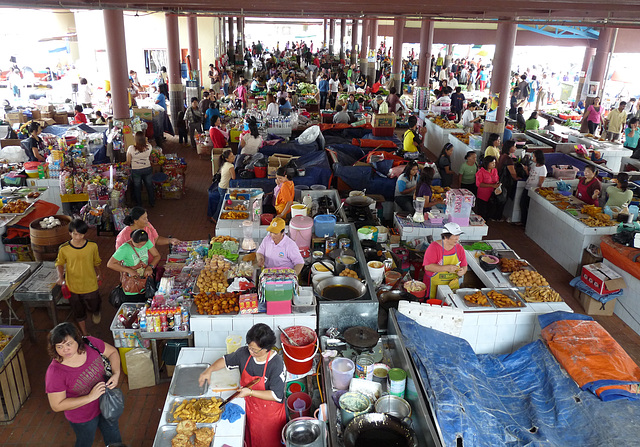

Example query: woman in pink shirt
[475,155,500,220]
[234,79,248,109]
[583,97,603,135]
[115,207,180,265]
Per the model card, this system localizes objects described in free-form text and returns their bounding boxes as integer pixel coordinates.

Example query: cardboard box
[0,139,21,149]
[53,113,68,125]
[30,110,41,120]
[42,118,55,127]
[41,111,54,119]
[373,113,397,128]
[132,107,154,121]
[268,153,298,178]
[37,105,55,113]
[581,263,626,295]
[211,147,224,176]
[573,287,617,316]
[6,111,25,125]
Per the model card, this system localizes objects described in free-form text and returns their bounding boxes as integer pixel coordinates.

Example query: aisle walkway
[0,135,639,446]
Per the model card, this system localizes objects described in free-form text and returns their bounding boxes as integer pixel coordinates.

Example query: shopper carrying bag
[45,323,123,447]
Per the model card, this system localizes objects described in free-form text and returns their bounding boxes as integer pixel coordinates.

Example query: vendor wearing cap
[256,218,304,275]
[422,222,468,300]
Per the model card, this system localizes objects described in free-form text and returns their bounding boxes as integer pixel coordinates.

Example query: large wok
[314,276,368,301]
[345,195,376,208]
[344,413,418,447]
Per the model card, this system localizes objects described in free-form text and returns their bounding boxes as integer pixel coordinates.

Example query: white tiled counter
[190,312,317,349]
[394,213,488,242]
[156,347,246,447]
[525,191,617,276]
[602,259,640,337]
[424,118,464,160]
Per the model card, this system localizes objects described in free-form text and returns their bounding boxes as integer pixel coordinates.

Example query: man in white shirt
[461,102,481,131]
[439,67,449,82]
[266,75,278,91]
[328,74,340,109]
[448,73,458,89]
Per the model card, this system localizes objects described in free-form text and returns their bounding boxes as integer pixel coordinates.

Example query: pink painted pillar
[188,14,200,90]
[369,19,378,81]
[329,19,336,55]
[485,21,517,137]
[165,12,183,126]
[418,18,435,88]
[323,19,327,49]
[340,19,346,60]
[103,9,129,120]
[351,19,359,65]
[391,17,405,90]
[591,27,614,88]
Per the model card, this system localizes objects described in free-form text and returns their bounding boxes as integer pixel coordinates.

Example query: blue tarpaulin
[396,312,640,447]
[569,277,622,303]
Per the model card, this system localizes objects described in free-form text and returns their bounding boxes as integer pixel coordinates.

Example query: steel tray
[455,288,495,309]
[485,289,526,309]
[13,262,60,301]
[169,363,210,397]
[165,396,224,424]
[0,263,32,285]
[152,424,215,447]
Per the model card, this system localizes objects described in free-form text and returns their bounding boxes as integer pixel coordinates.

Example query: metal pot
[283,418,325,447]
[376,289,413,330]
[314,276,368,301]
[374,395,412,422]
[346,195,375,208]
[344,413,418,447]
[336,255,358,274]
[339,392,372,428]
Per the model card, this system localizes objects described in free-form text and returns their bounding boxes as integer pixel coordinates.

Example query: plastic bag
[0,146,28,163]
[297,125,320,145]
[99,387,124,421]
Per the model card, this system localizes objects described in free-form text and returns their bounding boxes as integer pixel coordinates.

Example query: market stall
[567,134,633,173]
[424,117,464,159]
[525,188,617,275]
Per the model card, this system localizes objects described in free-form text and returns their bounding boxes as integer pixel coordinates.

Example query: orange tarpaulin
[541,318,640,401]
[318,123,372,132]
[600,235,640,282]
[6,200,60,239]
[351,138,398,149]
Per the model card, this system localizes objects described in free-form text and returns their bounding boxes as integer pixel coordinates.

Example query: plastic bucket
[287,392,312,418]
[294,185,310,202]
[289,215,314,252]
[367,261,385,285]
[261,213,275,225]
[281,326,318,375]
[331,357,355,390]
[254,166,267,178]
[310,185,326,191]
[286,380,307,398]
[357,228,373,241]
[225,335,242,354]
[314,214,336,238]
[362,226,378,242]
[376,226,388,243]
[291,204,308,218]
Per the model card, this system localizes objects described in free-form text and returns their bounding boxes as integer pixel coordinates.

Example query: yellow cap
[267,217,286,233]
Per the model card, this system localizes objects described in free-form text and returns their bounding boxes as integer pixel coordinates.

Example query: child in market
[55,219,102,336]
[74,105,87,124]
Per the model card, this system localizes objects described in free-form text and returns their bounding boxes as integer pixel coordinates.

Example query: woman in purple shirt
[415,167,444,212]
[45,322,122,447]
[256,217,304,275]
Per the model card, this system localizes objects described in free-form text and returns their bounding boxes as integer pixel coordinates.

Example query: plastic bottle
[139,307,147,332]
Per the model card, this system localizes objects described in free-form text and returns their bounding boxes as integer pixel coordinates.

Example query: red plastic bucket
[280,326,318,375]
[286,392,312,419]
[254,166,267,178]
[261,213,275,226]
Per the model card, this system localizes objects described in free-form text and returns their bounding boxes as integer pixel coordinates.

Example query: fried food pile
[509,270,549,287]
[499,258,529,273]
[487,290,523,308]
[194,291,240,315]
[172,420,215,447]
[170,397,223,423]
[464,290,490,306]
[522,286,562,302]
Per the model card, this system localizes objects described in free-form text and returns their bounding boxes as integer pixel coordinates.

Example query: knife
[220,377,260,409]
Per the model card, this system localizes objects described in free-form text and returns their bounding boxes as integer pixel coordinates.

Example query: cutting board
[209,367,241,392]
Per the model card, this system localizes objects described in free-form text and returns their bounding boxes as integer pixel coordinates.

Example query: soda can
[384,259,394,272]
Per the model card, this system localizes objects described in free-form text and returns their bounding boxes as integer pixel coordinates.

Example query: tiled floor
[1,134,640,446]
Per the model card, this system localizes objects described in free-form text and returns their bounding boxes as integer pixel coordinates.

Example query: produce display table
[567,134,633,173]
[424,119,464,160]
[525,192,617,275]
[154,347,246,447]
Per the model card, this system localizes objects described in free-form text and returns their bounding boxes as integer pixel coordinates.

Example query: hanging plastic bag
[99,387,125,421]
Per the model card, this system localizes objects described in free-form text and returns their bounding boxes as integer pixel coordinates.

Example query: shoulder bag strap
[128,241,148,268]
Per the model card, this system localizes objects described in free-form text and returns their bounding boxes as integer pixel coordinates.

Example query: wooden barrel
[29,215,73,262]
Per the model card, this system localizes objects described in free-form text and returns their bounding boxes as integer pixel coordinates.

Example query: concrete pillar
[576,46,596,102]
[323,19,328,49]
[228,17,235,57]
[340,19,346,61]
[391,17,405,91]
[351,19,359,65]
[329,20,336,55]
[222,17,227,57]
[418,18,435,88]
[187,14,200,91]
[237,16,244,54]
[103,10,129,120]
[484,21,517,139]
[165,13,183,127]
[360,20,369,81]
[591,27,614,90]
[369,19,378,81]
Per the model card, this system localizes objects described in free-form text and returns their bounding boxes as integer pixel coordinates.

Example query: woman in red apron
[199,323,286,447]
[575,165,601,205]
[423,222,468,300]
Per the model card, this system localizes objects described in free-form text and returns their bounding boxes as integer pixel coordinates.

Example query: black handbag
[108,285,126,309]
[144,276,157,300]
[84,337,113,380]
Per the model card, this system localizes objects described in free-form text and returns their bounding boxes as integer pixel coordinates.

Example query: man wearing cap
[256,218,305,276]
[422,222,468,300]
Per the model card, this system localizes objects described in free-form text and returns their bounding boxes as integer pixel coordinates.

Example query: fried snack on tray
[487,290,523,307]
[176,420,196,437]
[171,434,191,447]
[220,211,249,220]
[581,204,602,217]
[194,427,214,447]
[171,397,223,423]
[509,270,549,287]
[464,290,490,306]
[580,217,616,227]
[522,286,562,302]
[499,258,529,273]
